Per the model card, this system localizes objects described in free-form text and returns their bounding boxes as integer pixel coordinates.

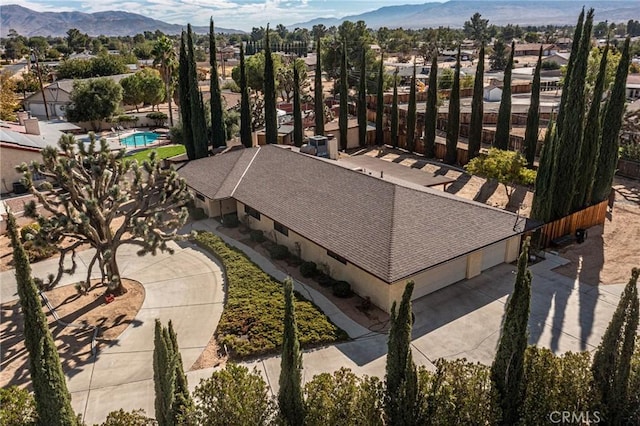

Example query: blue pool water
[120,131,158,147]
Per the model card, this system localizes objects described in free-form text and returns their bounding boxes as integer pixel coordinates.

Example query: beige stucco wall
[194,193,236,218]
[1,147,41,189]
[482,240,507,270]
[466,251,483,279]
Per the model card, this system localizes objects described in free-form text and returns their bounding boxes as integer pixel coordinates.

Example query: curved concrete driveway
[0,241,224,425]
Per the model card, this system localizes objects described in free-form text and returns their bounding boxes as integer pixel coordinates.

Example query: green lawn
[125,145,186,162]
[194,232,348,358]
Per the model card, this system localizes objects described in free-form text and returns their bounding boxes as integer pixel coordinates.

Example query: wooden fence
[617,159,640,180]
[536,200,608,248]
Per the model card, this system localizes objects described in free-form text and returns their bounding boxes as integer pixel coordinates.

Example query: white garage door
[481,240,507,270]
[412,256,468,300]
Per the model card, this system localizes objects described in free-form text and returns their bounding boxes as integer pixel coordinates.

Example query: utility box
[300,135,329,158]
[327,137,338,160]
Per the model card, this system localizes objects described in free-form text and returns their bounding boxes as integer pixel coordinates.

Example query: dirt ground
[0,279,144,388]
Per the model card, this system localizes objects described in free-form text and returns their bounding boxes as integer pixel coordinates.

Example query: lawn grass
[194,232,348,358]
[125,145,186,162]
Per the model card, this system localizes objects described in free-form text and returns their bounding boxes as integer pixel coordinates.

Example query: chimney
[24,118,41,135]
[17,111,29,126]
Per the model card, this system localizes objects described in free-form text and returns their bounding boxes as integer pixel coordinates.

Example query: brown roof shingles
[179,145,523,283]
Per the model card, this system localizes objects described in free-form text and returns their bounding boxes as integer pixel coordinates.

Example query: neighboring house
[627,74,640,100]
[324,119,375,149]
[513,43,555,56]
[23,73,133,118]
[542,52,570,67]
[483,84,503,102]
[178,145,534,312]
[256,124,294,145]
[0,115,81,193]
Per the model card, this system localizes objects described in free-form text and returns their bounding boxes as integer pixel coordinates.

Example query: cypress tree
[592,268,639,426]
[314,32,324,136]
[530,115,556,222]
[358,45,367,148]
[339,40,348,151]
[468,43,485,160]
[556,7,585,137]
[278,278,305,425]
[494,40,515,150]
[424,51,438,158]
[178,31,195,160]
[490,238,532,426]
[391,68,399,149]
[592,37,631,204]
[167,320,193,423]
[293,64,303,147]
[153,319,175,426]
[524,46,543,169]
[575,40,609,208]
[375,52,385,146]
[444,46,461,164]
[239,43,252,147]
[209,19,226,148]
[385,281,419,425]
[6,212,78,426]
[187,24,209,158]
[264,24,278,144]
[550,9,594,219]
[406,61,417,153]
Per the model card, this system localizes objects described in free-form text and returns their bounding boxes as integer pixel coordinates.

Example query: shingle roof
[180,146,527,283]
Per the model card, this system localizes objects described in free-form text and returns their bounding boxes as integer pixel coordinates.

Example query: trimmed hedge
[223,214,239,228]
[268,244,289,260]
[250,230,266,243]
[300,261,318,278]
[332,281,352,298]
[194,232,347,358]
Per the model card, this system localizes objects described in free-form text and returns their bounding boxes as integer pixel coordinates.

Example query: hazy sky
[9,0,447,31]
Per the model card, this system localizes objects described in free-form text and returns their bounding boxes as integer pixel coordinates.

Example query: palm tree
[152,35,176,127]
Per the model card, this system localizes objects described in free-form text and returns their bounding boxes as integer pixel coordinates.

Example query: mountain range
[0,4,241,37]
[2,1,640,38]
[290,1,640,30]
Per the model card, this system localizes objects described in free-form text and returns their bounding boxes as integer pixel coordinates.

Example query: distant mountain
[290,1,640,30]
[0,4,243,37]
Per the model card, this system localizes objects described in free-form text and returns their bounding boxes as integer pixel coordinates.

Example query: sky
[8,0,445,31]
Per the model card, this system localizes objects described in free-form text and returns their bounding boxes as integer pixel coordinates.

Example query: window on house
[195,192,205,201]
[327,250,347,265]
[244,205,261,220]
[274,221,288,236]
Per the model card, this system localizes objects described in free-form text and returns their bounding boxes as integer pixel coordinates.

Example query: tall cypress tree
[468,43,485,160]
[339,40,348,151]
[239,43,252,147]
[494,40,515,150]
[168,321,193,423]
[7,212,78,426]
[154,319,175,426]
[445,46,461,164]
[592,37,631,204]
[406,61,417,153]
[424,51,438,158]
[264,25,278,145]
[358,45,367,148]
[490,238,532,426]
[375,52,385,146]
[391,67,399,149]
[278,278,305,425]
[178,31,195,160]
[314,32,324,136]
[575,40,609,208]
[550,9,594,219]
[187,24,209,158]
[293,64,303,147]
[524,46,542,169]
[556,7,585,137]
[209,19,226,148]
[385,281,419,425]
[592,268,639,426]
[530,116,557,222]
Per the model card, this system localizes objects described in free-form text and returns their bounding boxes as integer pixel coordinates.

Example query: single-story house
[178,145,534,312]
[513,43,555,56]
[23,73,133,119]
[483,84,503,102]
[324,119,375,149]
[542,52,570,67]
[627,74,640,100]
[256,124,294,145]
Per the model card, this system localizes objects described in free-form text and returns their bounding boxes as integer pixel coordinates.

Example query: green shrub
[268,244,289,260]
[189,207,207,221]
[316,273,335,288]
[332,281,352,298]
[22,240,57,263]
[194,232,346,358]
[146,111,168,127]
[100,409,155,426]
[223,213,239,228]
[20,223,40,242]
[300,261,318,278]
[250,230,266,243]
[222,80,241,93]
[0,386,37,426]
[541,60,560,70]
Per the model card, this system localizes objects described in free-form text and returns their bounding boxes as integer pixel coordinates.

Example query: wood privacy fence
[617,159,640,179]
[535,200,608,247]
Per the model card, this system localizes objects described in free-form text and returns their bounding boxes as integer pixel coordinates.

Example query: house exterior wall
[333,126,360,149]
[1,146,41,189]
[194,193,236,218]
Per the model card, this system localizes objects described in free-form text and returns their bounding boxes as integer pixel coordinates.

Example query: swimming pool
[119,131,159,147]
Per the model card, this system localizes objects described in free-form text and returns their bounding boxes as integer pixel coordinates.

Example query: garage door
[411,256,468,300]
[481,240,507,270]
